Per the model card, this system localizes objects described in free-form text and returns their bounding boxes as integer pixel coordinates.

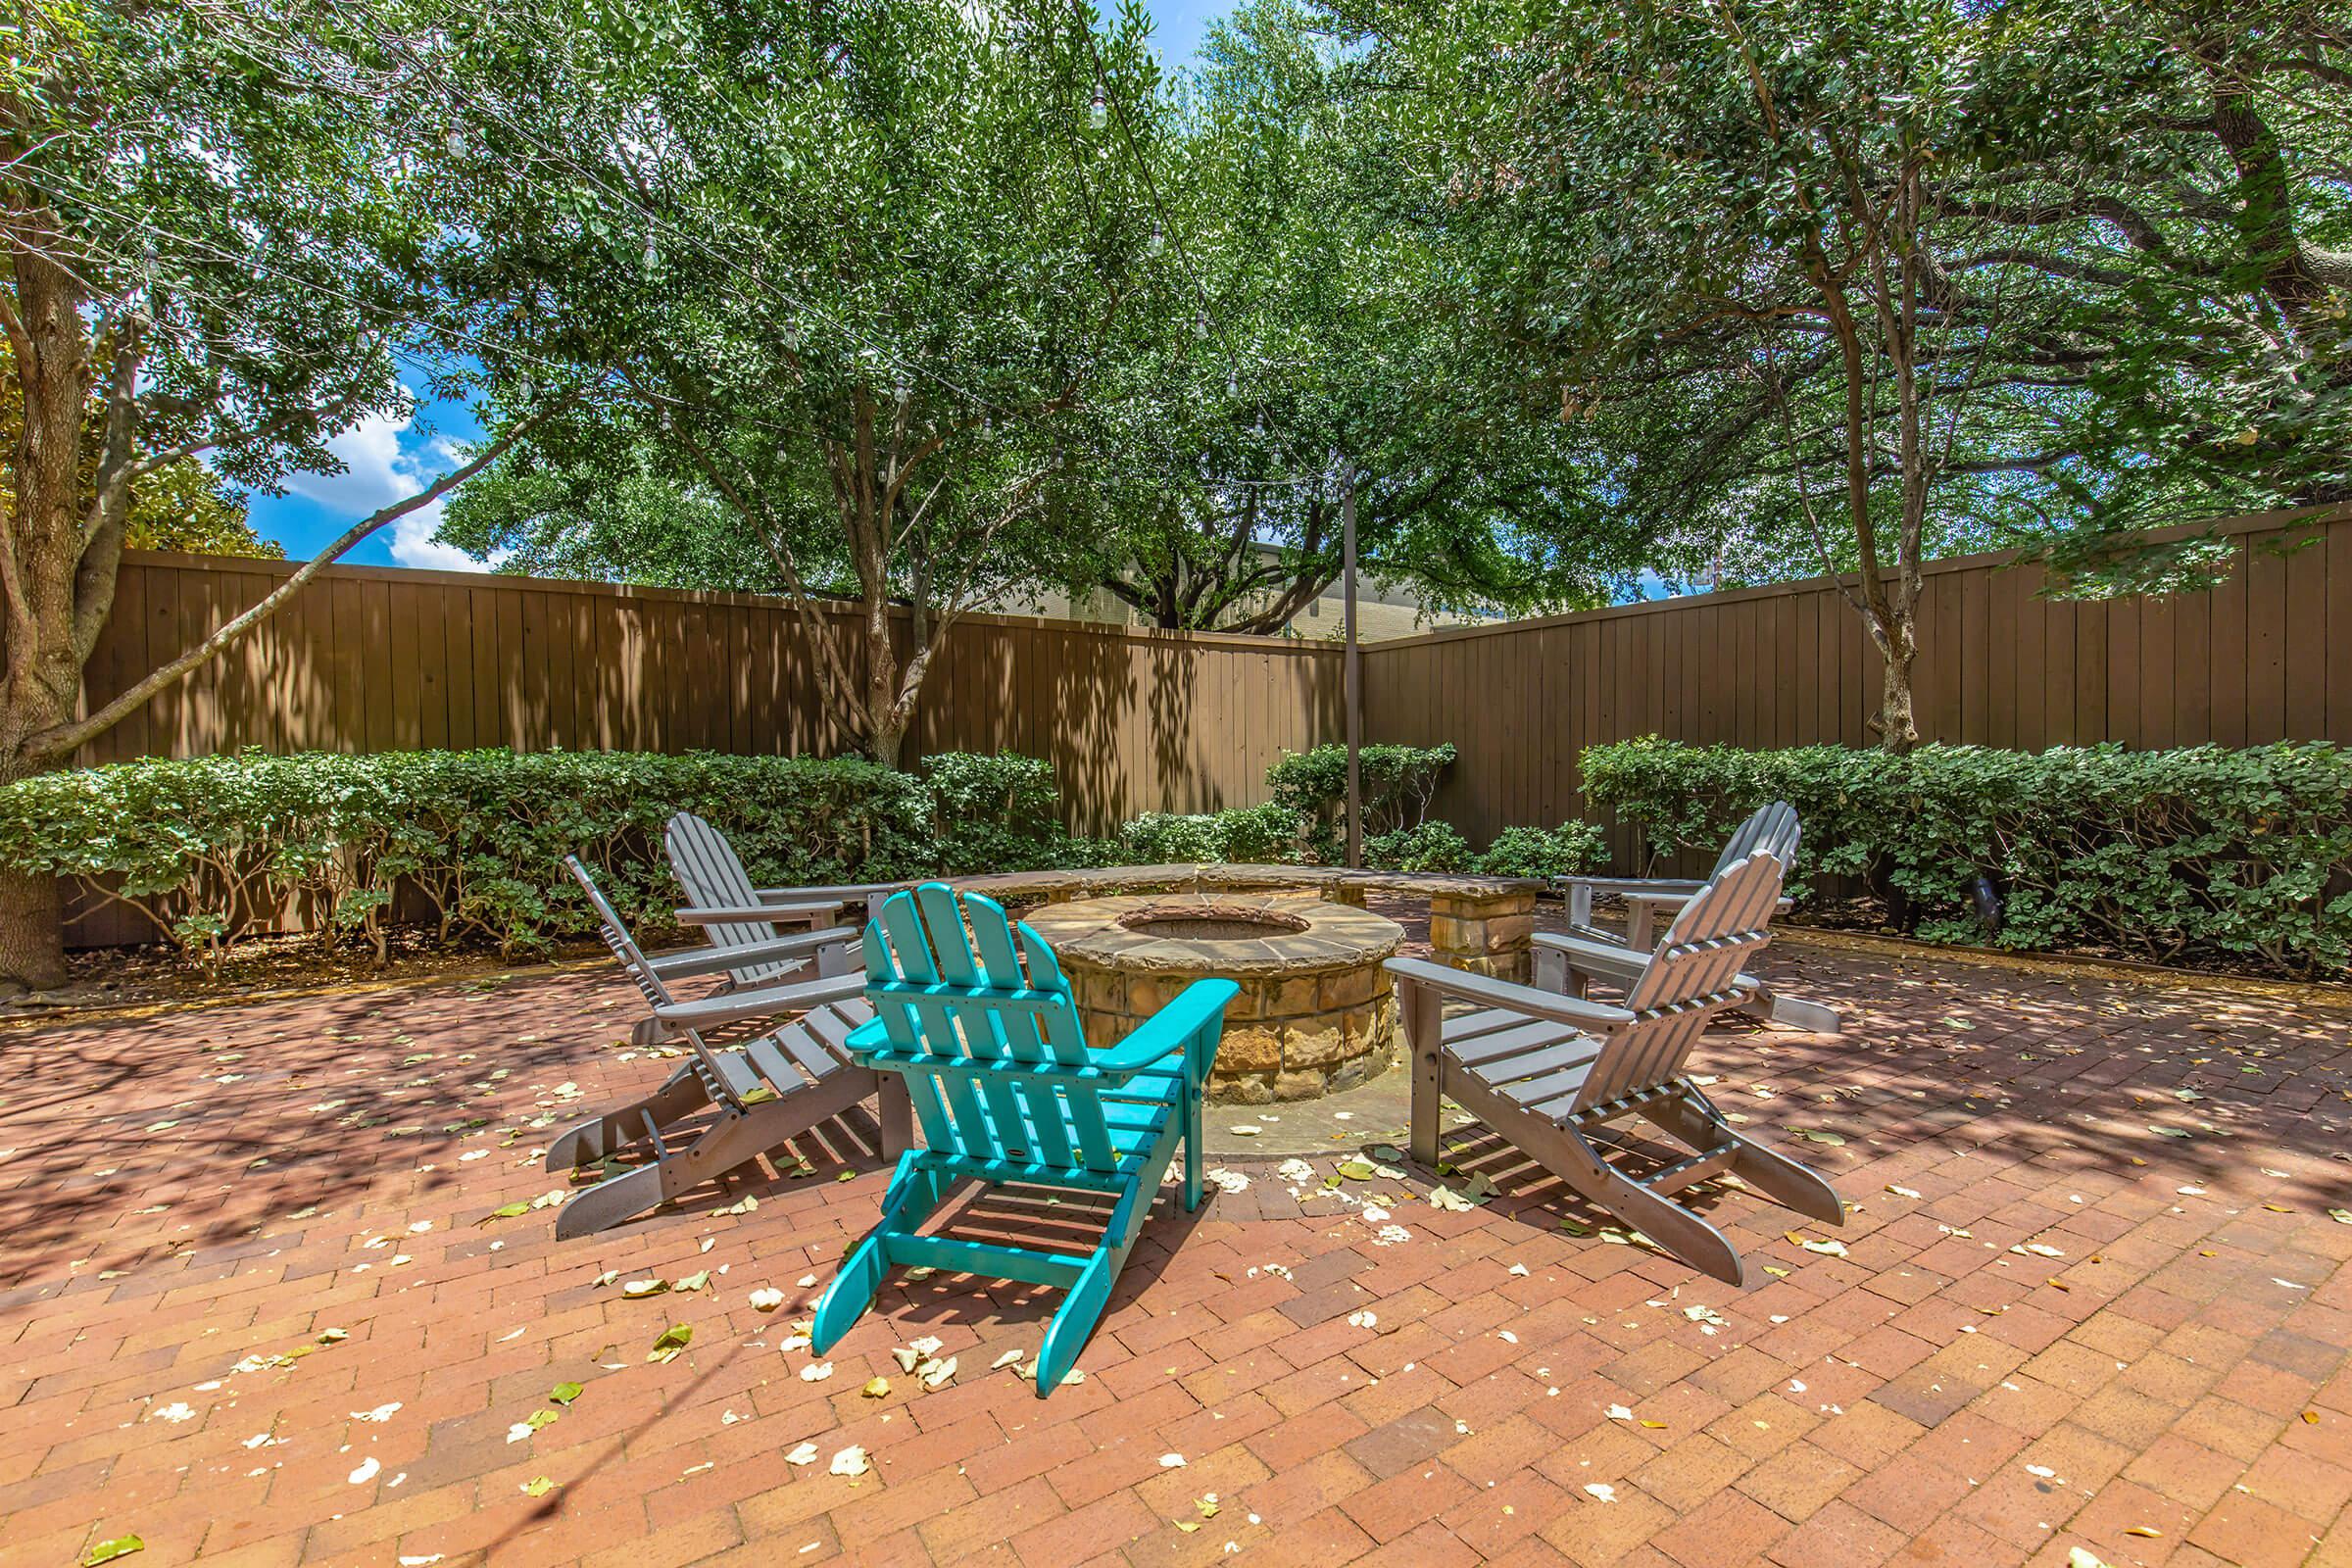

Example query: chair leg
[1640,1084,1844,1229]
[560,1157,691,1241]
[1037,1248,1114,1396]
[1757,986,1843,1035]
[545,1066,708,1172]
[812,1152,952,1354]
[1446,1068,1746,1286]
[1182,1077,1204,1212]
[1403,978,1445,1167]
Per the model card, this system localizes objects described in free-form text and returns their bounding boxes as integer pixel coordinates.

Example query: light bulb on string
[1148,222,1164,256]
[444,125,465,158]
[783,317,803,352]
[1089,87,1108,133]
[641,236,659,270]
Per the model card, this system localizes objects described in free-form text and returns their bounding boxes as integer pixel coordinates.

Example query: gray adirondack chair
[1392,849,1842,1286]
[548,856,911,1240]
[664,811,896,990]
[1551,802,1839,1034]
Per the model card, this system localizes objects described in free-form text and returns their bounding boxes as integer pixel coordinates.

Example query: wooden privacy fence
[67,502,2352,945]
[1362,504,2352,852]
[79,552,1346,834]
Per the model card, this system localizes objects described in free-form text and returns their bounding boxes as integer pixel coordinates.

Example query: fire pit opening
[1115,904,1312,942]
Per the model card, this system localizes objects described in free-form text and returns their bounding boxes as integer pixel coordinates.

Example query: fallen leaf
[785,1442,819,1465]
[549,1382,583,1405]
[647,1325,693,1364]
[520,1476,554,1498]
[862,1377,891,1397]
[82,1537,144,1566]
[829,1446,869,1477]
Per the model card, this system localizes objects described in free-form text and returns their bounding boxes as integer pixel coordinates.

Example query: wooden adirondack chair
[812,883,1237,1396]
[549,856,911,1240]
[1551,802,1839,1034]
[664,811,895,991]
[1392,850,1842,1286]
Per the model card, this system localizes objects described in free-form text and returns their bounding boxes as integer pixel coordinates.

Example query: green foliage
[0,749,1092,967]
[1362,821,1472,874]
[1582,738,2352,978]
[1266,742,1455,859]
[922,753,1070,877]
[1362,0,2352,598]
[1471,822,1606,880]
[1115,802,1302,864]
[121,461,280,559]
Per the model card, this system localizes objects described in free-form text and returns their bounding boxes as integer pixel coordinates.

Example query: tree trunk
[0,864,67,993]
[1872,611,1921,754]
[868,723,906,770]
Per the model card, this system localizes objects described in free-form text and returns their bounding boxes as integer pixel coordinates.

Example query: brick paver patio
[5,916,2351,1568]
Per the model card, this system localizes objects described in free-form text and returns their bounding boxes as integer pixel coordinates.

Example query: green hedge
[1581,737,2352,977]
[0,749,1067,966]
[1115,803,1300,864]
[1267,741,1455,861]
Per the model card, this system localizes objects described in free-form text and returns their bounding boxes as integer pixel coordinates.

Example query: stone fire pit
[1023,891,1403,1103]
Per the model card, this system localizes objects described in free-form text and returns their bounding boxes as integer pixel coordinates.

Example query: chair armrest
[1531,931,1647,980]
[1095,978,1241,1084]
[1553,875,1708,897]
[676,903,850,928]
[652,970,867,1031]
[1384,956,1637,1031]
[645,926,857,982]
[761,882,909,901]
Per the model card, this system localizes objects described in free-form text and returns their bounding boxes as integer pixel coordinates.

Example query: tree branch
[24,398,575,763]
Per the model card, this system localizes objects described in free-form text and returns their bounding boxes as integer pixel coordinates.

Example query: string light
[1089,86,1107,133]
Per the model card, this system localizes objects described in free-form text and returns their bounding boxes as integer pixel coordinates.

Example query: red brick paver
[3,931,2349,1567]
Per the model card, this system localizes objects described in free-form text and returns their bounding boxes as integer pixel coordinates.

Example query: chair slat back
[565,856,750,1111]
[663,813,795,983]
[1575,851,1787,1111]
[862,884,1123,1173]
[564,856,676,1010]
[1710,802,1801,879]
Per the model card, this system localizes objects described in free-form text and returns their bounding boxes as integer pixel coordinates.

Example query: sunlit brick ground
[5,910,2350,1568]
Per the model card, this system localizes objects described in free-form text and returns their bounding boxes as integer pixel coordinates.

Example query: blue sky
[246,0,1232,570]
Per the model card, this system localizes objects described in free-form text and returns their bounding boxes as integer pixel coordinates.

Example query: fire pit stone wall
[1023,891,1404,1103]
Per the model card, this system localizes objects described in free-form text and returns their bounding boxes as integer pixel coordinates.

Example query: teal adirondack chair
[811,883,1236,1396]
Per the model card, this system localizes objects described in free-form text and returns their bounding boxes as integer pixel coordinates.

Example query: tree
[436,0,1164,765]
[1352,0,2351,743]
[1069,0,1652,633]
[1,0,557,987]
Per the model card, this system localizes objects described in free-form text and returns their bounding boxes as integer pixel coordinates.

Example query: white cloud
[286,402,493,573]
[387,499,484,571]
